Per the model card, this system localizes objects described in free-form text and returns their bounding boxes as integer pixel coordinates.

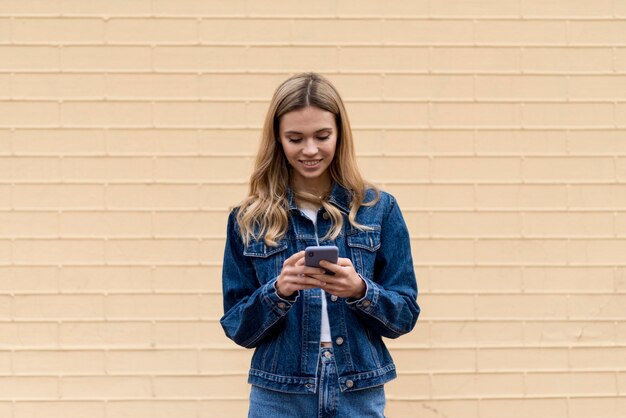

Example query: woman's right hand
[275,251,327,299]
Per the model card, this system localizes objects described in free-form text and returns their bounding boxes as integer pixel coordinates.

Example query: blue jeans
[248,347,386,418]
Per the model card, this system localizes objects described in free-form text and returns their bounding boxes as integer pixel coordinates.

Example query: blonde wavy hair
[236,72,379,246]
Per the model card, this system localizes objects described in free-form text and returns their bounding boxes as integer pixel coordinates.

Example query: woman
[220,72,420,417]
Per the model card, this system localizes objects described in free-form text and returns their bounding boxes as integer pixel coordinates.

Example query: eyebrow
[284,128,333,135]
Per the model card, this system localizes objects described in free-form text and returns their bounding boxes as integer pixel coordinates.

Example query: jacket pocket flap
[243,240,288,258]
[347,230,381,252]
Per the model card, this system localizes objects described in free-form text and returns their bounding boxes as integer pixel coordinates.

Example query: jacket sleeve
[346,195,420,339]
[219,210,298,348]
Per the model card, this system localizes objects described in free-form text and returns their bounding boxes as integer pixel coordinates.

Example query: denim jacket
[220,182,420,394]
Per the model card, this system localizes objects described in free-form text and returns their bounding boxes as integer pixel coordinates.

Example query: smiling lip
[300,159,322,167]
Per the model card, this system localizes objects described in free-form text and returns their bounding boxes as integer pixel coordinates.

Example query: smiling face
[278,106,338,195]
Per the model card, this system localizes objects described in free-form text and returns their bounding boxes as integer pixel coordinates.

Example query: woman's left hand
[311,258,366,299]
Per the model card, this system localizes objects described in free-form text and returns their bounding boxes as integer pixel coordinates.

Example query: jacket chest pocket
[243,240,289,284]
[346,228,380,280]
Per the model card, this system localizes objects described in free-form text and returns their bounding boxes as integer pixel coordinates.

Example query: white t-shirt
[299,206,332,343]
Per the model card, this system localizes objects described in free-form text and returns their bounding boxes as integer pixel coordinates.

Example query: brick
[13,185,104,209]
[475,75,568,99]
[0,351,10,373]
[59,266,152,292]
[358,156,429,182]
[523,103,614,127]
[402,211,429,236]
[60,376,151,398]
[0,102,59,126]
[153,0,246,16]
[387,400,479,418]
[199,184,248,209]
[61,102,152,127]
[344,102,430,127]
[430,0,520,17]
[105,239,199,264]
[61,157,152,181]
[322,74,385,100]
[524,320,615,345]
[0,129,10,152]
[568,130,626,154]
[569,21,626,45]
[474,20,567,45]
[619,158,626,182]
[0,46,58,70]
[59,321,151,347]
[106,401,197,418]
[153,211,228,237]
[525,372,616,396]
[431,372,524,398]
[154,156,253,182]
[569,239,626,264]
[247,0,335,16]
[476,294,568,319]
[570,347,626,370]
[61,46,151,70]
[339,47,428,71]
[0,266,57,292]
[475,185,568,210]
[382,20,473,44]
[292,19,381,44]
[523,212,613,237]
[393,348,476,372]
[569,294,626,319]
[383,74,473,100]
[420,295,474,319]
[105,294,199,318]
[0,212,57,237]
[383,373,431,398]
[61,0,152,16]
[431,211,521,237]
[477,348,568,371]
[13,129,105,154]
[13,18,104,43]
[524,157,614,181]
[521,0,613,17]
[479,399,567,418]
[15,401,105,418]
[14,295,104,319]
[0,403,10,418]
[108,129,198,154]
[198,73,290,99]
[617,104,626,127]
[199,348,252,373]
[153,321,224,347]
[429,266,523,292]
[59,212,151,237]
[199,400,249,418]
[13,350,105,374]
[0,241,10,264]
[430,47,520,72]
[107,349,197,373]
[476,238,570,264]
[475,130,568,154]
[106,74,198,99]
[154,266,221,293]
[106,185,199,209]
[106,19,197,44]
[522,48,613,72]
[384,184,475,209]
[153,102,247,127]
[569,397,626,418]
[568,185,626,208]
[618,213,626,237]
[412,238,474,264]
[431,157,521,181]
[13,239,104,264]
[154,375,248,398]
[0,323,58,347]
[379,130,475,155]
[151,46,248,71]
[0,1,60,15]
[0,377,58,399]
[199,19,288,44]
[337,0,430,16]
[523,267,614,293]
[198,295,223,319]
[0,156,59,181]
[431,103,520,127]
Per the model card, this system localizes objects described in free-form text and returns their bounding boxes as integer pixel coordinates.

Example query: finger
[319,260,341,274]
[336,257,354,267]
[300,266,326,276]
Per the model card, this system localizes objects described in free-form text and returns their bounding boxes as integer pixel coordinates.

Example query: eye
[317,136,330,140]
[288,138,302,143]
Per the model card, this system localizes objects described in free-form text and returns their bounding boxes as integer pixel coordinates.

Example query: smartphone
[304,245,338,275]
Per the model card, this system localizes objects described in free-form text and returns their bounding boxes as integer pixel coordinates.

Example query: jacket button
[323,212,330,220]
[346,380,354,388]
[336,337,344,346]
[330,295,338,302]
[277,302,286,310]
[362,300,371,307]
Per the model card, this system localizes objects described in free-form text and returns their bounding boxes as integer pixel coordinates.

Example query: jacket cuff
[262,278,299,315]
[346,274,376,311]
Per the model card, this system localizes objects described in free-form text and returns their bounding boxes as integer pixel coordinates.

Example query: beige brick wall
[1,1,625,417]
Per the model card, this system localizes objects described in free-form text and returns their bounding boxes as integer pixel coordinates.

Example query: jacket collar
[286,181,352,214]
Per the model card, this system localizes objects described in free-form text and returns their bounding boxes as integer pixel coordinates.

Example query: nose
[302,139,318,156]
